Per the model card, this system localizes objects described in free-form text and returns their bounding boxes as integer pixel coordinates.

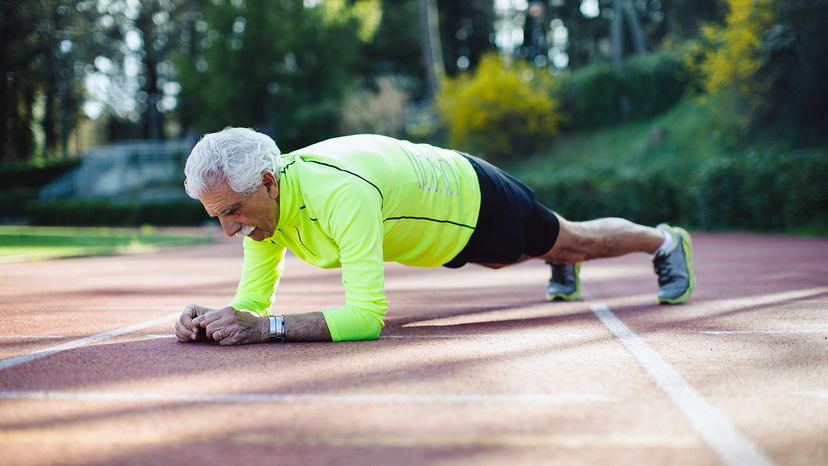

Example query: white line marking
[0,313,178,371]
[0,335,65,340]
[139,333,574,341]
[590,303,776,466]
[796,390,828,400]
[0,390,616,404]
[382,333,564,339]
[699,329,828,335]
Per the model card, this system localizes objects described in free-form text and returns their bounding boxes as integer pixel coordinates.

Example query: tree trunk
[610,0,631,121]
[622,0,647,55]
[42,7,60,157]
[0,1,14,164]
[610,0,624,71]
[137,1,163,140]
[43,55,58,157]
[419,0,445,99]
[12,85,36,162]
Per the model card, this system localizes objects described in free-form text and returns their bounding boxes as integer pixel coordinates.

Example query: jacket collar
[274,154,302,230]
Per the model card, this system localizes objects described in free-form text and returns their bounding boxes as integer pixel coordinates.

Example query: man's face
[201,172,280,242]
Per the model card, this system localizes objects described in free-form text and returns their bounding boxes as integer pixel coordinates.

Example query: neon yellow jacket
[230,135,481,341]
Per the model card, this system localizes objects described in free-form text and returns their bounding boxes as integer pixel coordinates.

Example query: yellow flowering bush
[698,0,775,93]
[437,54,562,160]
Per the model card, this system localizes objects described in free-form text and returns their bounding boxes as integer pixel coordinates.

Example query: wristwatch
[268,315,285,342]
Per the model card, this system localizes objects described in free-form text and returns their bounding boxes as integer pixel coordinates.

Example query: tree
[362,0,426,97]
[174,0,379,149]
[419,0,444,99]
[0,1,38,163]
[437,0,495,76]
[544,0,725,70]
[754,0,828,142]
[0,0,121,163]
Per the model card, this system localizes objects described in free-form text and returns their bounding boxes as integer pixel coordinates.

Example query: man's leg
[542,214,695,304]
[478,216,661,268]
[540,215,663,263]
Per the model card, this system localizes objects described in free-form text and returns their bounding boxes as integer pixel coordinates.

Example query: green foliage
[558,63,620,129]
[361,0,425,97]
[0,158,80,189]
[531,148,828,231]
[437,54,562,160]
[620,52,690,120]
[174,0,373,149]
[558,50,690,130]
[698,0,774,94]
[693,149,828,230]
[0,226,214,261]
[26,200,211,227]
[0,158,81,217]
[692,0,828,144]
[0,188,40,218]
[753,0,828,143]
[509,97,828,233]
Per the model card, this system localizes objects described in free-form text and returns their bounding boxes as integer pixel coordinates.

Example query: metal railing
[40,139,193,201]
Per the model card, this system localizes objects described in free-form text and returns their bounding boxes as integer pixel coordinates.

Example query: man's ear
[262,171,279,199]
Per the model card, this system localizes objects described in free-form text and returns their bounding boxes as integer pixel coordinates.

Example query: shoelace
[551,264,570,284]
[653,254,675,285]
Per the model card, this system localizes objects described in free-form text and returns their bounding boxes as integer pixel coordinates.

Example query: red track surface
[0,231,826,466]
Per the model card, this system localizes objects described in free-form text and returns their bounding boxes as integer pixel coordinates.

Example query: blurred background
[1,0,826,254]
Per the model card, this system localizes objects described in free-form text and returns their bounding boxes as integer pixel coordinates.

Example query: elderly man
[175,128,694,345]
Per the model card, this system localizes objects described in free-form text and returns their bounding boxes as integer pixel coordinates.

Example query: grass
[498,95,828,235]
[0,225,215,261]
[505,96,731,185]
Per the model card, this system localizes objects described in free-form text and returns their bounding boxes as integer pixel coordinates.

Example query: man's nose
[219,217,239,237]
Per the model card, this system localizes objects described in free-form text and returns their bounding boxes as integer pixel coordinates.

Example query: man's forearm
[254,312,333,343]
[284,312,332,342]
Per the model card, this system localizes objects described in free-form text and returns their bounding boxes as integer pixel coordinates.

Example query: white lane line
[796,390,828,400]
[0,335,65,340]
[590,303,776,466]
[699,329,828,335]
[0,313,178,371]
[382,333,566,339]
[0,390,616,404]
[141,333,578,341]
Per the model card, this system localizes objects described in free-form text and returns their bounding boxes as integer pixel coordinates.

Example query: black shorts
[443,153,560,268]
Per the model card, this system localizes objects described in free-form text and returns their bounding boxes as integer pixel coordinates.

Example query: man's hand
[175,304,217,342]
[193,306,268,346]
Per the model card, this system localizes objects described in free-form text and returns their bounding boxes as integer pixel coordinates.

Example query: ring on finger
[216,330,222,339]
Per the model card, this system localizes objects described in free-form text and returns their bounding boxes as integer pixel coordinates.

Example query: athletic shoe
[653,224,695,304]
[546,262,581,301]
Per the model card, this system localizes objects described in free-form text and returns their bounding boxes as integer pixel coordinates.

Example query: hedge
[533,148,828,232]
[0,159,82,218]
[0,158,80,189]
[26,199,212,226]
[559,50,690,131]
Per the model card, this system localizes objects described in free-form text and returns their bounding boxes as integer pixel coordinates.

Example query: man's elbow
[323,305,385,342]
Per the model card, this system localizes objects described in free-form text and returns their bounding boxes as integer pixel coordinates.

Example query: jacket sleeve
[230,236,287,316]
[317,179,387,341]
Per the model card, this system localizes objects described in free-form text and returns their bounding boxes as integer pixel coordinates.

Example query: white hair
[184,127,281,199]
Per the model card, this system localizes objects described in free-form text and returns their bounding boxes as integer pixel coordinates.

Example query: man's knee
[479,262,508,269]
[541,218,595,263]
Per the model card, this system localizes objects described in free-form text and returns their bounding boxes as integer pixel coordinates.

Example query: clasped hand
[175,304,266,345]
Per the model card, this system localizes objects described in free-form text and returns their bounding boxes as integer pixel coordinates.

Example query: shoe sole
[658,227,695,304]
[547,263,581,301]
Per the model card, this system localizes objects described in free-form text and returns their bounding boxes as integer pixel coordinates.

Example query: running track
[0,231,826,466]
